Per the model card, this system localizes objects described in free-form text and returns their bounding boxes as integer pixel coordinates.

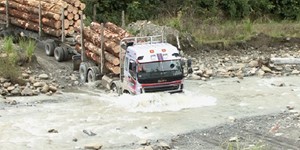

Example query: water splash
[112,90,217,112]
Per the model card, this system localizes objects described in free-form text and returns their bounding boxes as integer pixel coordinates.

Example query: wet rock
[84,143,102,150]
[41,84,49,93]
[139,139,150,146]
[48,129,58,133]
[22,73,30,79]
[0,89,5,95]
[21,86,33,96]
[3,82,11,88]
[261,65,272,73]
[248,60,259,68]
[70,74,78,81]
[249,68,257,75]
[271,82,285,87]
[39,74,49,80]
[33,82,45,88]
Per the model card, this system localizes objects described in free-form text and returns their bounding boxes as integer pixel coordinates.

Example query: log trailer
[0,0,84,62]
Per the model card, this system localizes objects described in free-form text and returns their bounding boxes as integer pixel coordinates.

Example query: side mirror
[187,59,193,74]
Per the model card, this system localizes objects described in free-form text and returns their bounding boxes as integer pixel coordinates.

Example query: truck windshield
[137,60,183,84]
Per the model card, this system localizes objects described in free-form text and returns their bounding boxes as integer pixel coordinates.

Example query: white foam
[112,90,217,112]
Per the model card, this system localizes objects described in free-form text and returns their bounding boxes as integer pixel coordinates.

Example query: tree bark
[0,1,61,20]
[105,62,120,74]
[0,7,61,29]
[104,51,120,65]
[7,16,61,37]
[80,3,86,10]
[105,22,131,38]
[11,0,64,14]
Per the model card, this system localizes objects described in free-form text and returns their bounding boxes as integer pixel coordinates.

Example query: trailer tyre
[62,47,70,61]
[45,41,56,56]
[87,67,100,83]
[110,83,119,93]
[54,47,64,62]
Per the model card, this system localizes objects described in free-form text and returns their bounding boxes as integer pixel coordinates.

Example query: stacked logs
[75,22,131,75]
[0,0,85,37]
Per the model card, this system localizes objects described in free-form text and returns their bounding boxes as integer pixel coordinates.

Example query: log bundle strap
[0,0,85,37]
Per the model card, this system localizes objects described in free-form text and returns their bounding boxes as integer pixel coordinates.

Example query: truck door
[127,59,137,93]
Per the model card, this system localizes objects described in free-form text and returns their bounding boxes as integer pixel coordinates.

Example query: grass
[3,36,14,54]
[154,16,300,44]
[19,37,36,62]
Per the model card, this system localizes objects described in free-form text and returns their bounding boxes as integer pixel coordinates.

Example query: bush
[18,37,36,62]
[3,36,14,54]
[0,56,24,85]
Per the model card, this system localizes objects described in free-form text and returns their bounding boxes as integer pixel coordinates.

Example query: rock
[144,146,154,150]
[29,76,36,84]
[159,142,170,149]
[0,77,9,83]
[84,143,102,150]
[228,116,236,122]
[3,82,11,88]
[41,84,49,93]
[274,66,283,71]
[46,91,53,96]
[21,86,33,96]
[229,136,238,142]
[5,100,17,105]
[201,77,207,81]
[11,86,21,96]
[74,81,80,85]
[189,74,201,80]
[70,74,78,81]
[39,74,49,80]
[257,69,265,76]
[48,129,58,133]
[205,69,214,77]
[7,86,15,91]
[32,90,40,95]
[292,70,300,75]
[22,73,30,79]
[33,82,45,87]
[286,105,294,110]
[0,89,4,95]
[275,133,283,137]
[139,139,150,146]
[72,138,78,142]
[261,65,272,73]
[49,85,57,92]
[248,60,259,68]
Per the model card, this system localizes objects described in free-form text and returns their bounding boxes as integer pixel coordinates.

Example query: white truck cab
[114,35,185,95]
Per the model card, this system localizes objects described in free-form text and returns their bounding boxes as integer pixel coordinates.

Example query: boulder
[7,86,15,91]
[33,82,45,88]
[11,86,21,96]
[21,86,34,96]
[39,74,49,80]
[257,69,265,76]
[41,84,49,93]
[248,60,259,68]
[49,86,58,92]
[3,82,11,88]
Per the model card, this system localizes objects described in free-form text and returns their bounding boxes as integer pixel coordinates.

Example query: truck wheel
[45,41,55,56]
[87,66,100,83]
[79,62,88,82]
[54,47,64,62]
[110,83,118,93]
[62,47,70,61]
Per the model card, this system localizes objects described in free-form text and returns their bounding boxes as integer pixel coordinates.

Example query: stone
[228,116,236,122]
[159,142,170,149]
[274,66,283,71]
[33,82,45,87]
[29,76,36,84]
[0,77,9,83]
[248,60,259,68]
[46,91,53,96]
[144,146,154,150]
[286,105,294,110]
[11,86,21,96]
[32,90,40,95]
[72,138,78,142]
[74,81,80,85]
[39,74,49,80]
[7,86,15,91]
[205,69,214,77]
[261,65,272,73]
[257,69,265,76]
[84,143,102,150]
[22,73,30,79]
[229,136,238,142]
[49,85,57,92]
[41,84,49,93]
[48,129,58,133]
[292,70,300,75]
[21,86,33,96]
[3,82,11,88]
[139,139,150,146]
[249,68,257,75]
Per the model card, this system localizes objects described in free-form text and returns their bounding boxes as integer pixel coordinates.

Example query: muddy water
[1,77,300,149]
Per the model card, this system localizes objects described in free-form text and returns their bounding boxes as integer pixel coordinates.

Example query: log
[104,51,120,65]
[72,7,78,14]
[11,0,64,14]
[64,19,70,29]
[64,10,68,16]
[91,22,120,41]
[74,14,79,20]
[74,1,81,7]
[105,62,120,74]
[0,1,61,20]
[271,58,300,65]
[69,19,74,26]
[0,7,61,29]
[6,16,61,37]
[41,0,68,8]
[80,3,86,10]
[63,0,76,5]
[67,5,73,13]
[67,26,74,35]
[105,22,130,38]
[67,13,74,20]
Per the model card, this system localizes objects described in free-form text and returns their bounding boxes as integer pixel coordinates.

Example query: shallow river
[1,77,300,149]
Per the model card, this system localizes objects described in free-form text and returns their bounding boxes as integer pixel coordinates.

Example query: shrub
[3,36,14,54]
[25,39,36,62]
[0,56,24,85]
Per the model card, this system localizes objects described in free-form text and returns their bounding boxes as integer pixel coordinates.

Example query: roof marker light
[150,50,155,53]
[162,49,167,52]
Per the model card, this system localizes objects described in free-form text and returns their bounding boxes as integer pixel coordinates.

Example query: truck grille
[143,85,180,93]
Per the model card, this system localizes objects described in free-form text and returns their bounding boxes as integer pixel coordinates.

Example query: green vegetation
[3,36,14,54]
[19,37,37,62]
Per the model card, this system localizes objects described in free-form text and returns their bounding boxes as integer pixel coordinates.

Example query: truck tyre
[87,67,100,83]
[110,83,118,93]
[62,47,70,61]
[79,62,88,82]
[54,47,64,62]
[45,41,56,56]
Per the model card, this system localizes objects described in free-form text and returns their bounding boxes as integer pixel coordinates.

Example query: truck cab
[118,36,184,94]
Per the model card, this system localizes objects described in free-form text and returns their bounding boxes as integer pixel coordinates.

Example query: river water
[1,77,300,149]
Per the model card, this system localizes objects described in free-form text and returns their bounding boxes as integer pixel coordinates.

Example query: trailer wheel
[79,62,88,82]
[45,41,56,56]
[54,47,64,62]
[87,67,100,83]
[62,47,70,61]
[110,83,118,93]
